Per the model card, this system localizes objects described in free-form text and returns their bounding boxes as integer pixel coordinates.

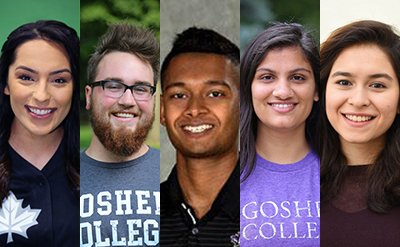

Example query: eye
[105,82,124,90]
[370,82,386,89]
[172,93,187,99]
[18,75,34,81]
[259,74,274,81]
[336,80,352,86]
[53,78,67,84]
[208,91,224,98]
[133,85,150,94]
[291,75,305,81]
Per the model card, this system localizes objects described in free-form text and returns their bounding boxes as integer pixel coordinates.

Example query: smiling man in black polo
[160,27,240,247]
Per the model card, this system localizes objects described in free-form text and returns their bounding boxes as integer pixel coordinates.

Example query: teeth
[115,113,134,118]
[345,114,373,122]
[184,124,213,133]
[271,104,293,108]
[29,107,52,115]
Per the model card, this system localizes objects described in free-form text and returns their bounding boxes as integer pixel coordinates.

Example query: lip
[111,111,139,122]
[268,102,297,113]
[341,112,376,127]
[25,105,57,119]
[180,122,215,136]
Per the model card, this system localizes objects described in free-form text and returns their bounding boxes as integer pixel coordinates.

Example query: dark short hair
[0,20,80,202]
[160,27,239,90]
[240,22,320,182]
[318,20,400,212]
[87,23,159,85]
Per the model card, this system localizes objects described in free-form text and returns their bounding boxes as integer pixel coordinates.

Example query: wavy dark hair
[317,20,400,213]
[240,22,320,181]
[0,20,80,202]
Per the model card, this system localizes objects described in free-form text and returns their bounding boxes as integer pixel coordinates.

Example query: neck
[256,123,310,164]
[85,134,148,162]
[176,149,237,219]
[8,120,63,170]
[341,137,385,165]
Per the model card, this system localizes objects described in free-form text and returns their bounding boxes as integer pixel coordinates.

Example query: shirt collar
[161,160,240,220]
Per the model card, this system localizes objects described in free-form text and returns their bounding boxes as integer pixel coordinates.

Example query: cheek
[325,88,341,120]
[251,82,272,103]
[163,106,181,129]
[137,100,154,114]
[53,87,73,107]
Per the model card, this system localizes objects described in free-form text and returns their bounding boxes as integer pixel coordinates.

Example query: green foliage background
[80,0,160,149]
[240,0,319,51]
[0,0,79,46]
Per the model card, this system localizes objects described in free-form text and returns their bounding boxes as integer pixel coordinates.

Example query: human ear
[4,84,10,95]
[314,91,319,102]
[85,85,92,110]
[160,94,166,126]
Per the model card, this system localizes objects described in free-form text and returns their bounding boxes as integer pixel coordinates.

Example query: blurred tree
[240,0,319,51]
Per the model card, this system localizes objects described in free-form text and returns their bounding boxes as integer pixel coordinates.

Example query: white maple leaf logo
[0,192,41,243]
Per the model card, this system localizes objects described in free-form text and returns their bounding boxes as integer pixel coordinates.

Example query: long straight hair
[0,20,80,202]
[318,20,400,213]
[240,22,320,181]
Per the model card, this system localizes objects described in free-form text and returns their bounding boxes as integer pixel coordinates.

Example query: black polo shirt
[0,140,79,246]
[160,163,239,247]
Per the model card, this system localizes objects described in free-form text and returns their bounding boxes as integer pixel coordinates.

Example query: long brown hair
[317,20,400,213]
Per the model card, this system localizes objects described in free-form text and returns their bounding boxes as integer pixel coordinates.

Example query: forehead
[259,46,311,70]
[12,39,69,69]
[333,44,393,69]
[163,52,238,89]
[96,51,154,84]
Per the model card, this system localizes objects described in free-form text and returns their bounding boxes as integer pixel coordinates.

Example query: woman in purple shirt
[240,22,321,246]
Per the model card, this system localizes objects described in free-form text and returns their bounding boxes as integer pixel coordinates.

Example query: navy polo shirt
[0,140,79,246]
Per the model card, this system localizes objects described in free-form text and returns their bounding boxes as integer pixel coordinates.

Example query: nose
[348,87,370,107]
[32,81,51,103]
[272,80,294,99]
[118,88,137,107]
[185,96,207,117]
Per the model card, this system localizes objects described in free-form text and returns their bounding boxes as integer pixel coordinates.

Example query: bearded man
[80,23,160,246]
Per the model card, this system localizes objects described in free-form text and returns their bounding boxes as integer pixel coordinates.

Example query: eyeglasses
[90,80,156,101]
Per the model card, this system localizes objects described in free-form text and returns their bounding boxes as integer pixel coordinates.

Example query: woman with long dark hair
[0,20,79,246]
[240,22,320,246]
[318,20,400,246]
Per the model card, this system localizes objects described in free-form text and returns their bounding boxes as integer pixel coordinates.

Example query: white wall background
[320,0,400,43]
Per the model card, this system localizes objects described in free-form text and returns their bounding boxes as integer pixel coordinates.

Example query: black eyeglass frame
[89,79,156,98]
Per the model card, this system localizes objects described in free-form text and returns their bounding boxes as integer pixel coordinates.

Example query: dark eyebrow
[290,68,312,74]
[331,71,393,81]
[164,80,231,91]
[255,67,312,74]
[255,68,274,73]
[331,71,353,78]
[369,73,393,81]
[15,65,71,75]
[15,66,37,74]
[49,69,72,75]
[164,82,185,91]
[205,80,232,89]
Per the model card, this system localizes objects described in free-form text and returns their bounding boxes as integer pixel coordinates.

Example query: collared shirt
[0,139,79,247]
[160,163,239,247]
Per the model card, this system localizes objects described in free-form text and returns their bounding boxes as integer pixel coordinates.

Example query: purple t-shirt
[240,151,320,246]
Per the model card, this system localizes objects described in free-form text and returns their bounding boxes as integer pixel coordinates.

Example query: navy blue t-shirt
[0,141,79,246]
